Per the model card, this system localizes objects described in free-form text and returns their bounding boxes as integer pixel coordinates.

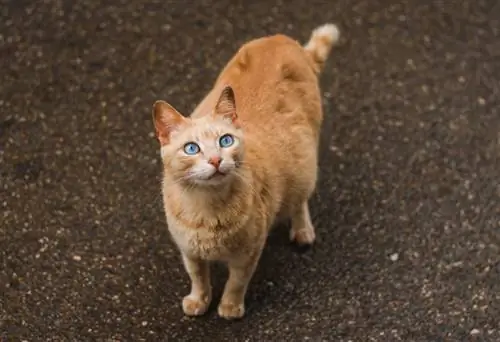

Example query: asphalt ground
[1,0,500,341]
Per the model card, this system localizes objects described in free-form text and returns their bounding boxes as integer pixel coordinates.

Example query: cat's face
[153,86,244,187]
[161,117,244,186]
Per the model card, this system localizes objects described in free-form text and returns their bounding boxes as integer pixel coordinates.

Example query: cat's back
[220,33,320,103]
[221,33,315,80]
[235,34,322,137]
[192,33,321,131]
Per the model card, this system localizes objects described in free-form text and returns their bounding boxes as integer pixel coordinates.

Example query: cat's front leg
[218,245,264,320]
[181,253,212,316]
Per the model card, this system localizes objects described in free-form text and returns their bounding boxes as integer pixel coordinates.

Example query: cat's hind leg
[290,201,316,246]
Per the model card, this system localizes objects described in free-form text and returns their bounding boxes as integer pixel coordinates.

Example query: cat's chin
[191,172,233,187]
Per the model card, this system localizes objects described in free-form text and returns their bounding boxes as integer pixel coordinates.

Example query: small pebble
[72,255,82,261]
[470,328,480,335]
[389,253,399,261]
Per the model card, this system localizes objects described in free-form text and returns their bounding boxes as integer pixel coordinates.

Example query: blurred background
[1,0,499,340]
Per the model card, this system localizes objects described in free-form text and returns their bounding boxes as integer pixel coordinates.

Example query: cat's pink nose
[208,156,222,168]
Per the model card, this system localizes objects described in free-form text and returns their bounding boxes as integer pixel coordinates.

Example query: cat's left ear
[214,85,238,125]
[152,100,186,146]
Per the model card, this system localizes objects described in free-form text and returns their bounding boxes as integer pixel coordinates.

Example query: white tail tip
[312,23,340,45]
[304,23,340,71]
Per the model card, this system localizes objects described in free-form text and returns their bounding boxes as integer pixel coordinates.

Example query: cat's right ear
[152,100,186,145]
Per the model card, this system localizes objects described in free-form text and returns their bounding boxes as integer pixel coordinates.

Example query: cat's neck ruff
[163,171,253,231]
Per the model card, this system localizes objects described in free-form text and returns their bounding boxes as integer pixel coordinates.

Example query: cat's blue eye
[183,142,200,155]
[219,134,234,148]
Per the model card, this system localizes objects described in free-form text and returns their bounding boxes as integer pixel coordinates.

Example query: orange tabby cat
[152,23,339,319]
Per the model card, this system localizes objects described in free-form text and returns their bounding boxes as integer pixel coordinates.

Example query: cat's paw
[182,294,211,316]
[290,227,316,246]
[217,302,245,320]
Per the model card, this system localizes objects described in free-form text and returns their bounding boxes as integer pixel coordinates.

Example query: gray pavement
[1,0,500,340]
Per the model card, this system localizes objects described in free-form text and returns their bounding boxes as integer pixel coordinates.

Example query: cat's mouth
[208,170,226,179]
[188,168,233,186]
[196,169,232,185]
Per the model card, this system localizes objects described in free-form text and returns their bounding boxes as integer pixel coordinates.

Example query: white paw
[218,302,245,320]
[182,294,211,316]
[290,228,316,245]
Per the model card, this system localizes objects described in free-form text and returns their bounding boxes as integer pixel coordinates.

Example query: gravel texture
[1,0,500,340]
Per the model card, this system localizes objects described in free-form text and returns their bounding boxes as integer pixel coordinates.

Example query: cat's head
[152,86,244,187]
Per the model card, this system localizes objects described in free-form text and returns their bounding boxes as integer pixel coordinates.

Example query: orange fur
[153,23,340,319]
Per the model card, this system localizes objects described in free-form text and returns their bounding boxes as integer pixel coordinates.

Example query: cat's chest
[167,217,246,261]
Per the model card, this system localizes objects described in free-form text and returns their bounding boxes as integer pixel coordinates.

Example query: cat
[152,23,340,319]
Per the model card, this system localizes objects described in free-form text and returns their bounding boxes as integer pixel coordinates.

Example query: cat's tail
[304,23,340,73]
